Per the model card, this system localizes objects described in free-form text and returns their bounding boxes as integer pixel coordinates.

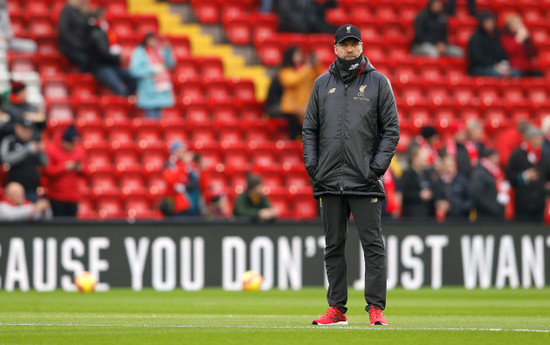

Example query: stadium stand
[5,0,550,221]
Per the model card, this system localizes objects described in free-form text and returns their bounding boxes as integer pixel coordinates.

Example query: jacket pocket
[363,153,375,181]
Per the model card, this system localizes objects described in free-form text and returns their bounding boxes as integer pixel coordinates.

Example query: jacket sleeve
[0,203,34,221]
[58,8,87,50]
[163,47,175,69]
[471,169,502,216]
[1,137,30,166]
[505,150,524,188]
[44,147,66,177]
[90,30,121,66]
[129,48,155,79]
[414,12,429,43]
[279,67,313,88]
[302,80,320,178]
[370,76,400,177]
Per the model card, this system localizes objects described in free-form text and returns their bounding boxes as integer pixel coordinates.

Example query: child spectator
[411,0,464,58]
[129,33,175,119]
[0,117,47,202]
[58,0,91,72]
[467,11,520,77]
[500,14,543,77]
[0,182,51,221]
[0,0,36,52]
[233,174,278,221]
[44,125,85,217]
[87,9,136,95]
[162,141,202,216]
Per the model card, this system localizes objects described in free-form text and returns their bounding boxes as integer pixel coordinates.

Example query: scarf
[334,55,366,84]
[146,46,171,91]
[521,141,541,164]
[480,157,511,206]
[446,139,479,166]
[415,136,438,166]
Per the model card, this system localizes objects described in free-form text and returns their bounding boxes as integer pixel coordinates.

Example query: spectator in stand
[443,123,478,177]
[233,174,278,221]
[466,119,485,155]
[411,0,464,58]
[471,149,509,221]
[0,0,36,53]
[433,153,472,221]
[44,125,85,217]
[0,182,51,221]
[468,11,520,77]
[0,117,47,202]
[279,46,321,126]
[162,141,202,216]
[265,47,311,139]
[277,0,337,33]
[1,80,46,139]
[542,116,550,156]
[505,127,550,222]
[129,32,175,119]
[58,0,91,72]
[500,14,543,77]
[87,9,136,96]
[494,119,530,167]
[401,146,436,219]
[411,125,440,167]
[446,0,476,17]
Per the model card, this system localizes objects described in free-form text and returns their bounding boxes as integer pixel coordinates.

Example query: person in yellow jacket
[279,46,322,125]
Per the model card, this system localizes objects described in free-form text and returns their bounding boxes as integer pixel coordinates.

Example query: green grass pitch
[1,288,549,345]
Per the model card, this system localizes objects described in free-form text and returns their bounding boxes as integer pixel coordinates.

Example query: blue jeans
[145,108,161,119]
[260,0,273,12]
[94,66,137,96]
[470,66,521,78]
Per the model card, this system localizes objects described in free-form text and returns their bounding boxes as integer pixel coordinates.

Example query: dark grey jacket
[302,58,400,199]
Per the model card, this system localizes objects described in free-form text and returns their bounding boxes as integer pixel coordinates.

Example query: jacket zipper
[340,83,349,193]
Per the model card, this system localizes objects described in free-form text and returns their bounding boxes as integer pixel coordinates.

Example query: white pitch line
[0,323,549,333]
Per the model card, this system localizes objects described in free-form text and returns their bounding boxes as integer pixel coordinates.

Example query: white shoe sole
[312,321,348,326]
[370,322,388,326]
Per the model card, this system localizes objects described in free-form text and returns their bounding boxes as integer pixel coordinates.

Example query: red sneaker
[368,306,388,325]
[312,307,348,325]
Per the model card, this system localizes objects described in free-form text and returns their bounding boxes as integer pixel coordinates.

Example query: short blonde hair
[505,13,521,28]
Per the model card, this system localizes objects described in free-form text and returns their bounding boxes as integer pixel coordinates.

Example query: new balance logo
[371,198,378,203]
[328,88,336,94]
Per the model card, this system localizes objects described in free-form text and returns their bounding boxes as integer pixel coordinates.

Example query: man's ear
[334,45,338,56]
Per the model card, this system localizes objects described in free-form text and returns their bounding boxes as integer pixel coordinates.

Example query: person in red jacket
[500,14,542,77]
[44,125,85,217]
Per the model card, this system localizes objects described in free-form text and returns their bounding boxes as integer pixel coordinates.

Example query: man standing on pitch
[303,24,399,326]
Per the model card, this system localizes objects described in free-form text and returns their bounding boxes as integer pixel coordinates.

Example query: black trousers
[320,195,387,313]
[50,199,78,217]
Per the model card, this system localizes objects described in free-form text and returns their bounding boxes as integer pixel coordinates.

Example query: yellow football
[242,270,263,292]
[74,271,98,293]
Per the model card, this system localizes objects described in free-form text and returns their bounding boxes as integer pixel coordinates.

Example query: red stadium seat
[231,79,256,101]
[192,0,220,24]
[225,15,252,45]
[125,196,159,219]
[97,196,124,219]
[167,36,192,60]
[119,172,147,196]
[142,148,168,175]
[198,57,225,78]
